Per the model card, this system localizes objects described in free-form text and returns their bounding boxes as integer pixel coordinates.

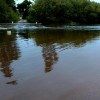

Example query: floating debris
[6,80,17,85]
[7,31,11,35]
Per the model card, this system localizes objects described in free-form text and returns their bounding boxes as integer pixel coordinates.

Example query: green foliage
[5,0,17,12]
[17,0,32,19]
[0,0,19,23]
[27,0,100,24]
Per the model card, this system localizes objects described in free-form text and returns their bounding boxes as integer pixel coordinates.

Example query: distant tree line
[26,0,100,24]
[1,0,100,24]
[17,0,32,19]
[0,0,19,23]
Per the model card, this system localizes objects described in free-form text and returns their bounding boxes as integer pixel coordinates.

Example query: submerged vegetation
[0,0,19,23]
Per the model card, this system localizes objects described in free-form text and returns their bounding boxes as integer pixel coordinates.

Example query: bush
[27,0,100,25]
[0,0,19,23]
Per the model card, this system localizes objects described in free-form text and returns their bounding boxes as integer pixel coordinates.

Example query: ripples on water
[0,23,100,30]
[1,23,100,100]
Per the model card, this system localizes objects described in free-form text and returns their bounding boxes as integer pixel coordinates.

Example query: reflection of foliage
[0,33,20,77]
[18,29,100,49]
[18,29,100,73]
[42,45,58,72]
[29,29,100,48]
[18,30,31,39]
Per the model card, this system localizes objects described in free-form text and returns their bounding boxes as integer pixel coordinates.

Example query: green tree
[28,0,100,24]
[5,0,17,12]
[0,0,19,23]
[17,0,32,19]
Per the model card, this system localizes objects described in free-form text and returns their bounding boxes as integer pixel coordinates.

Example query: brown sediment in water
[6,75,100,100]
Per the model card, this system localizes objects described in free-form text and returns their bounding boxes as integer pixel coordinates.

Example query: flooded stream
[0,23,100,100]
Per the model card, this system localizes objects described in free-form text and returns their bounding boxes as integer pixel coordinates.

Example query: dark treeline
[1,0,100,24]
[27,0,100,24]
[17,0,32,19]
[0,0,19,23]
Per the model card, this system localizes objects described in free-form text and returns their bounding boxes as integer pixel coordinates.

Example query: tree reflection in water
[18,30,59,73]
[0,32,20,80]
[18,29,100,73]
[42,45,58,72]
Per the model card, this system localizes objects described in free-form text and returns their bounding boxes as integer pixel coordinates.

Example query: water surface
[0,23,100,100]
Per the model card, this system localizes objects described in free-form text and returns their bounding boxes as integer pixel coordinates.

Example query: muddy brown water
[1,24,100,100]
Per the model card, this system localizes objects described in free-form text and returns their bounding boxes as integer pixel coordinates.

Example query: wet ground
[0,23,100,100]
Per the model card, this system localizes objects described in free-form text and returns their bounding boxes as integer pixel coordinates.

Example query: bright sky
[91,0,100,3]
[15,0,33,4]
[15,0,100,4]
